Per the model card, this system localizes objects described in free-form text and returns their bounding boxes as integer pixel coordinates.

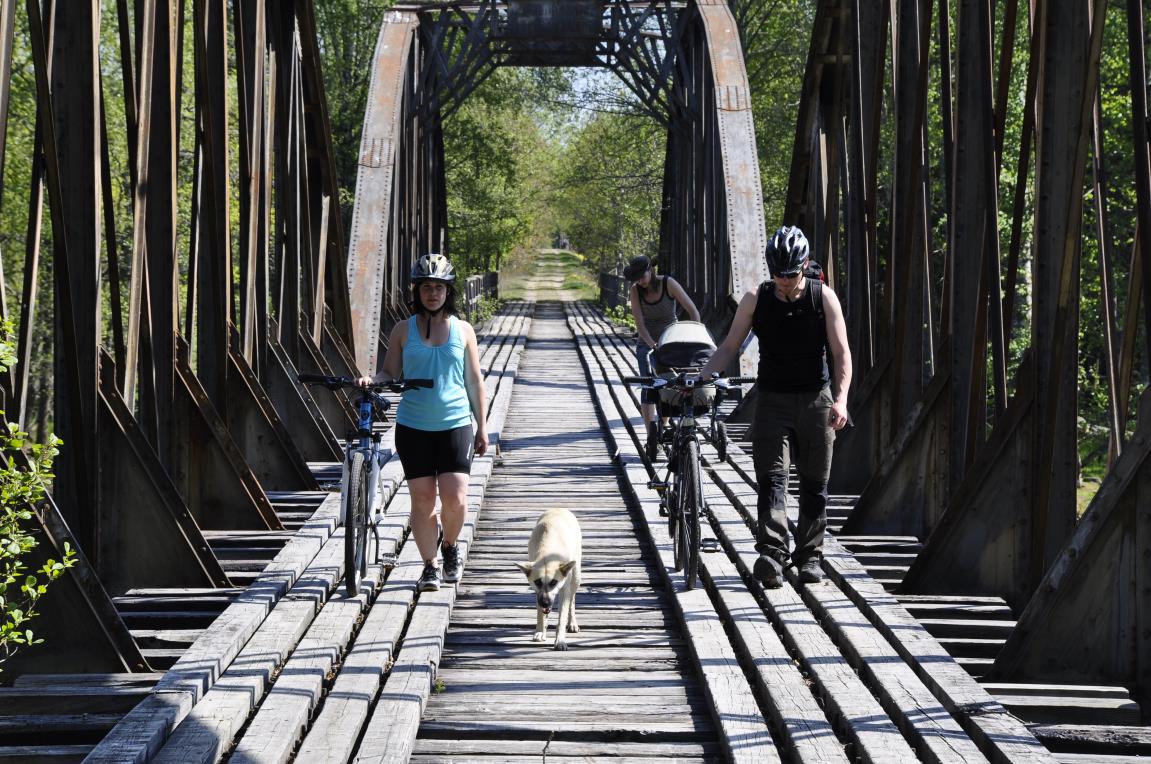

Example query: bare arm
[822,287,852,430]
[699,289,757,378]
[629,284,656,349]
[666,277,701,322]
[359,321,407,385]
[461,321,489,456]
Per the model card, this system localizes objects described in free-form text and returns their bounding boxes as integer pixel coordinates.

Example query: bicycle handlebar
[622,373,755,389]
[297,373,434,392]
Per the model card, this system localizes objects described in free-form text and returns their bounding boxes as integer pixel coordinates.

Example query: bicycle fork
[366,442,385,563]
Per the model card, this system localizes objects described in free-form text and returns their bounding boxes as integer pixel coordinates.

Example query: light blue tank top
[396,315,473,431]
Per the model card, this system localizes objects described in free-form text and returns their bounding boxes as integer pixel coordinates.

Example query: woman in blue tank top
[361,254,488,593]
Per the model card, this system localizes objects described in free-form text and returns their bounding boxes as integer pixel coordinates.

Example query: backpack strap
[808,279,824,318]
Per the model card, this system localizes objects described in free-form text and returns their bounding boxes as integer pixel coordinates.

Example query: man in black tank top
[698,226,852,587]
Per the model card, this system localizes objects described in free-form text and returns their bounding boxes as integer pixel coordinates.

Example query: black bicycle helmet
[765,226,809,277]
[623,255,651,282]
[411,253,456,283]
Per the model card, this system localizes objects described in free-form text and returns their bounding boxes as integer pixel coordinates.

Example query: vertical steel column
[37,0,101,551]
[947,0,999,484]
[192,0,233,413]
[1126,0,1151,362]
[889,0,932,426]
[236,0,269,374]
[1029,0,1105,577]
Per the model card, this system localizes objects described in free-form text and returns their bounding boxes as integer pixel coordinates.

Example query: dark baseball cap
[623,256,651,281]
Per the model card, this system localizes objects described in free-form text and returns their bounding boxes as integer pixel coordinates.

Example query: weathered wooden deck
[2,298,1149,762]
[413,302,722,761]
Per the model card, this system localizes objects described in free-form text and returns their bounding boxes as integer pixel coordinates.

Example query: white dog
[515,508,582,650]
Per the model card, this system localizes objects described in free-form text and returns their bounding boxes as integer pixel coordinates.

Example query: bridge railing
[464,272,499,320]
[599,272,629,311]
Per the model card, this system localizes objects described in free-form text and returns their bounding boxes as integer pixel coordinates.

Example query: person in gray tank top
[623,255,700,443]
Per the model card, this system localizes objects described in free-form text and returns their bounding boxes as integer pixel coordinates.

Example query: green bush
[0,326,75,667]
[470,296,501,325]
[603,304,635,330]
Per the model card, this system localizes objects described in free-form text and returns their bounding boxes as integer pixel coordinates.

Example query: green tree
[443,67,571,275]
[550,96,664,272]
[0,324,76,667]
[315,0,394,231]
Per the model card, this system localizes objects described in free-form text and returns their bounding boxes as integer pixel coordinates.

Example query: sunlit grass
[1076,479,1101,518]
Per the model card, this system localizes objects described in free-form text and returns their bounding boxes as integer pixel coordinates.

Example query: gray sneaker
[418,563,441,592]
[442,543,463,584]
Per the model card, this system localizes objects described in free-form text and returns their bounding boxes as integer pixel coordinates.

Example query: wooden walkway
[414,301,721,760]
[6,297,1151,762]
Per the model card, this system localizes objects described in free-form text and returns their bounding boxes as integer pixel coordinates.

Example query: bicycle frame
[655,377,710,496]
[298,373,433,595]
[340,391,389,551]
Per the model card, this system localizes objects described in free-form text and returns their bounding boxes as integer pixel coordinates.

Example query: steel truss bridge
[0,0,1144,760]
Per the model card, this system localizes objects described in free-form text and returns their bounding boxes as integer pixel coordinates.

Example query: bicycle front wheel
[670,492,688,573]
[344,450,370,596]
[682,439,702,590]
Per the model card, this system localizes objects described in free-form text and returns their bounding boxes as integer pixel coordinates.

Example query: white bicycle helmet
[411,253,456,282]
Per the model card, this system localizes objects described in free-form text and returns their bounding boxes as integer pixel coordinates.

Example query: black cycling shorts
[395,423,475,479]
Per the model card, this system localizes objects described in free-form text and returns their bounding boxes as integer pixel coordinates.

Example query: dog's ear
[514,562,532,577]
[559,560,577,575]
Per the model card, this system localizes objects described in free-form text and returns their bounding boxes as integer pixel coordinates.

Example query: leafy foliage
[0,324,76,667]
[315,0,394,228]
[550,92,664,273]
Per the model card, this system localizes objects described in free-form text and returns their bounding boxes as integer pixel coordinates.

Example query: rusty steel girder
[0,0,353,671]
[348,0,765,376]
[788,0,1149,705]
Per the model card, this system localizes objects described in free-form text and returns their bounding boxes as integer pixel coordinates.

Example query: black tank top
[751,280,829,392]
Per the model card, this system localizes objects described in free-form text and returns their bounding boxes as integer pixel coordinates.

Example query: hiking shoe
[798,557,824,584]
[753,554,783,589]
[418,563,441,592]
[645,422,660,462]
[442,543,463,584]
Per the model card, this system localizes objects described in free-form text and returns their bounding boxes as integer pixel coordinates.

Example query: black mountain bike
[624,371,753,589]
[298,374,432,596]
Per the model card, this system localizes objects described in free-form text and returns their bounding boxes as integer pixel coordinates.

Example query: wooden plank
[422,695,700,711]
[989,695,1141,726]
[425,704,712,721]
[1027,724,1151,756]
[12,673,164,687]
[293,538,423,762]
[416,719,715,737]
[298,308,530,761]
[227,564,383,762]
[84,491,342,763]
[411,738,721,758]
[0,714,121,734]
[704,475,918,763]
[0,744,94,762]
[442,629,683,647]
[0,685,151,715]
[718,443,1054,763]
[151,528,351,762]
[566,304,779,764]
